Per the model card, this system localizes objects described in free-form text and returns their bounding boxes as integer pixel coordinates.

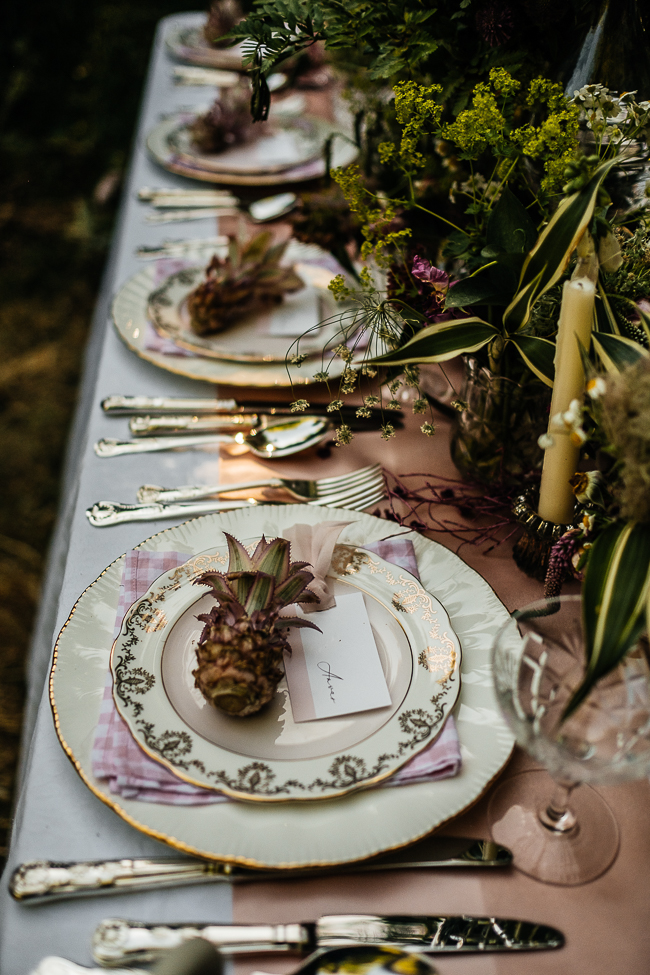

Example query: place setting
[111,230,361,388]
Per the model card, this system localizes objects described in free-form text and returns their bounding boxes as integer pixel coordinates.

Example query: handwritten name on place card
[284,591,392,722]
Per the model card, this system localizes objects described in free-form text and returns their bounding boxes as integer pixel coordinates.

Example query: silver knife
[10,839,511,905]
[129,415,259,436]
[92,913,564,966]
[101,396,403,423]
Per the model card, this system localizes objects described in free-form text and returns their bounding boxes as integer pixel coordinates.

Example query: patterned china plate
[50,506,514,868]
[109,542,461,802]
[111,243,348,387]
[147,242,344,364]
[146,110,357,187]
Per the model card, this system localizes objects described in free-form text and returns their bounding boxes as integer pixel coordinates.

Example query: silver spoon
[94,415,333,459]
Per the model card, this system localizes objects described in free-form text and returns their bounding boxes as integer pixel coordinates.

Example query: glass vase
[450,356,551,486]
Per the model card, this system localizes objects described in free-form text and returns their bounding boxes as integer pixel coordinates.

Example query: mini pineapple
[193,533,320,716]
[187,232,303,336]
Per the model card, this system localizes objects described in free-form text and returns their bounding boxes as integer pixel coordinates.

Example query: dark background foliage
[0,0,201,864]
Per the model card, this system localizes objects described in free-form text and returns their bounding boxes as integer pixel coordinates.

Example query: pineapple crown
[194,532,321,638]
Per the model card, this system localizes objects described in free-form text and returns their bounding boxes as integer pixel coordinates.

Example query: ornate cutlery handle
[101,396,238,415]
[86,498,254,527]
[94,435,232,457]
[138,478,281,503]
[11,857,231,902]
[129,415,257,437]
[92,919,308,966]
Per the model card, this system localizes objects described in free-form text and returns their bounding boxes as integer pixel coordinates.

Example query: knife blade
[10,839,511,905]
[101,395,404,425]
[92,913,563,966]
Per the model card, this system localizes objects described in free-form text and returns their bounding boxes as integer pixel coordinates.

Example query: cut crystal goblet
[489,595,650,885]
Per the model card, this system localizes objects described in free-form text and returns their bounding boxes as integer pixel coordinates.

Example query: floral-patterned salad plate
[146,241,345,364]
[110,539,461,802]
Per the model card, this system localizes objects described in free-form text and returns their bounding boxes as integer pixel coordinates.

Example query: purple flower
[410,255,465,324]
[412,255,450,293]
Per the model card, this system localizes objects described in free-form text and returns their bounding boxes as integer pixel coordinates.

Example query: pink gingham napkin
[92,538,461,804]
[145,258,197,357]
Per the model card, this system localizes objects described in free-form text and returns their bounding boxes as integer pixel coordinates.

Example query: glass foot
[488,769,619,885]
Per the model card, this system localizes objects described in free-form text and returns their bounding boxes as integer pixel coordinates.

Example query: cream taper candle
[537,277,596,524]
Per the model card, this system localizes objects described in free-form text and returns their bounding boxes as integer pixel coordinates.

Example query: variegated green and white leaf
[565,521,650,718]
[367,317,498,366]
[591,331,650,374]
[503,158,619,335]
[508,334,556,386]
[596,283,621,335]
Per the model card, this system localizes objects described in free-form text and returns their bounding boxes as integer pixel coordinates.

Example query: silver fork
[137,463,382,504]
[86,476,387,527]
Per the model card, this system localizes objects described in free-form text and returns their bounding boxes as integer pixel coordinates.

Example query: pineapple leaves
[196,534,317,615]
[252,535,291,580]
[224,533,254,572]
[564,521,650,719]
[276,616,322,633]
[194,572,233,597]
[274,571,317,606]
[242,572,276,614]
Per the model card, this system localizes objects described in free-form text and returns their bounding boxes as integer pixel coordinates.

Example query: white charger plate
[110,542,461,801]
[50,507,514,868]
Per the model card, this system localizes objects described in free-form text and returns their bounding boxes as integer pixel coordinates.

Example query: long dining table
[2,12,650,975]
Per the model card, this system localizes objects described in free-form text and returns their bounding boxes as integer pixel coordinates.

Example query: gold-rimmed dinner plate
[146,110,357,186]
[50,506,514,868]
[111,244,348,387]
[110,540,461,802]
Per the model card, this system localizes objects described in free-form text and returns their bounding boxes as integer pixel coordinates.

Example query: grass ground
[0,0,199,863]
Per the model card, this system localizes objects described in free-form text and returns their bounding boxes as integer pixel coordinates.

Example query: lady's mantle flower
[334,424,354,446]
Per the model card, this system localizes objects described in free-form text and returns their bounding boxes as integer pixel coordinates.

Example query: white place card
[268,282,320,337]
[283,591,392,722]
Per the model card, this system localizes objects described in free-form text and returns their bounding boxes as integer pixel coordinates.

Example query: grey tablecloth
[0,14,233,972]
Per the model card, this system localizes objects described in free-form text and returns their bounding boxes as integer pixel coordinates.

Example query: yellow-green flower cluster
[442,69,519,159]
[332,164,412,264]
[511,78,580,194]
[379,81,443,171]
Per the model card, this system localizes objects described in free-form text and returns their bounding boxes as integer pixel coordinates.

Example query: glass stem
[538,781,578,834]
